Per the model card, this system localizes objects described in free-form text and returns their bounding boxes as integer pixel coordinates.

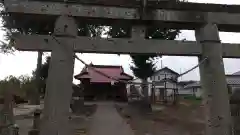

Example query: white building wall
[179,87,202,98]
[195,88,202,98]
[178,89,193,95]
[151,70,177,82]
[165,82,176,89]
[183,85,240,98]
[127,78,152,97]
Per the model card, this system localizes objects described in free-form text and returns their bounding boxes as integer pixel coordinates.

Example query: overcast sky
[1,0,240,84]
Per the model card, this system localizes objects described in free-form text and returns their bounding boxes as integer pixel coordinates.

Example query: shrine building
[74,64,133,101]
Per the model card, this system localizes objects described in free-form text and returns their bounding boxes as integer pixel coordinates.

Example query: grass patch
[183,95,202,105]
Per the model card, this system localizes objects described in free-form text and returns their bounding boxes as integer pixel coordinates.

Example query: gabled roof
[233,71,240,75]
[184,81,201,89]
[154,67,179,76]
[178,80,197,86]
[74,64,133,83]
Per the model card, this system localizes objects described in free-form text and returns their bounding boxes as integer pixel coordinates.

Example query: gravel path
[89,102,135,135]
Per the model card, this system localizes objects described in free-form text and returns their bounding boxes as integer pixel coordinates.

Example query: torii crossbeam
[14,34,240,58]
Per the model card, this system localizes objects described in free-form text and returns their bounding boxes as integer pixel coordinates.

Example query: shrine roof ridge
[88,64,123,69]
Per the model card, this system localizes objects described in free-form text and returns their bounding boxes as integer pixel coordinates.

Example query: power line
[177,57,208,78]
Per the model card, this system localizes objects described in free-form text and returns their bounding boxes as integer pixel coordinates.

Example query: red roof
[74,64,133,83]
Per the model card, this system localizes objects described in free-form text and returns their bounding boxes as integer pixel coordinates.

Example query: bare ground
[115,99,205,135]
[16,104,97,135]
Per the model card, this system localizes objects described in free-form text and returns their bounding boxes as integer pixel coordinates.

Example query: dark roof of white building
[184,81,201,89]
[154,67,179,76]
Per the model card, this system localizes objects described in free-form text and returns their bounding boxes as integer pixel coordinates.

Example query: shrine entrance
[75,64,132,101]
[84,82,127,101]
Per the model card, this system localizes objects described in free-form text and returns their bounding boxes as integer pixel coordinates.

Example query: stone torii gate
[3,0,240,135]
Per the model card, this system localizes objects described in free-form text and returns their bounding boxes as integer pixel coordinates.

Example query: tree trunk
[173,89,178,105]
[30,51,42,105]
[160,88,165,102]
[140,79,151,112]
[151,85,155,103]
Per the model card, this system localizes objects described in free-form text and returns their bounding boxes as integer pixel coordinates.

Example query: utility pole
[179,68,182,81]
[160,59,163,69]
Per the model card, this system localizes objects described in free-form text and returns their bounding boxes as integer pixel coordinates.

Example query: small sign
[72,97,80,100]
[111,81,115,85]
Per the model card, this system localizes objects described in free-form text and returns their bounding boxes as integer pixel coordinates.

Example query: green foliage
[132,27,179,79]
[130,55,157,79]
[19,75,36,95]
[38,56,50,94]
[32,56,51,95]
[0,40,14,54]
[183,95,202,100]
[1,7,105,53]
[39,56,50,80]
[0,11,16,54]
[0,75,36,98]
[146,27,180,40]
[0,76,20,97]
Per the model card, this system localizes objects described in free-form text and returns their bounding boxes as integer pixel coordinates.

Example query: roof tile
[75,65,133,83]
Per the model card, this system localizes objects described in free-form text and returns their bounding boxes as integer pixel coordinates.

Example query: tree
[18,75,37,103]
[0,75,37,98]
[132,28,179,110]
[32,56,50,97]
[0,29,15,54]
[107,25,180,110]
[0,76,21,91]
[0,75,28,103]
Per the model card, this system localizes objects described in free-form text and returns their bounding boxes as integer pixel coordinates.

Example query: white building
[127,78,152,96]
[177,80,198,96]
[150,67,179,100]
[181,81,202,97]
[182,71,240,98]
[127,67,179,100]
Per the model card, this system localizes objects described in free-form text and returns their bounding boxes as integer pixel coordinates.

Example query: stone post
[0,87,15,135]
[28,109,41,135]
[33,109,41,130]
[195,23,232,135]
[39,16,77,135]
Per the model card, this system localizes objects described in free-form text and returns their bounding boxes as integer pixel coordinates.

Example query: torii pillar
[195,23,232,135]
[39,16,77,135]
[0,86,14,135]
